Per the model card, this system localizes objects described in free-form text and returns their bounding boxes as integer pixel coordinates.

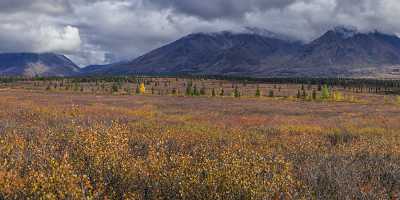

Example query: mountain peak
[185,27,297,42]
[243,27,296,41]
[332,25,359,39]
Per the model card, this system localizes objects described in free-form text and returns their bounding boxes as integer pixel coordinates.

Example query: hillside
[0,53,80,77]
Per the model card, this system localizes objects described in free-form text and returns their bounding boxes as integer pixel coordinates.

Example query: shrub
[326,131,358,146]
[396,96,400,105]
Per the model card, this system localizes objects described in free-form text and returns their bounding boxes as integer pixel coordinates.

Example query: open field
[1,79,400,199]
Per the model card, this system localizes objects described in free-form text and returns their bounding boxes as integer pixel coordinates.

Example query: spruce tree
[234,86,240,98]
[269,90,274,97]
[193,85,199,96]
[112,83,119,93]
[220,88,225,96]
[255,86,261,97]
[200,87,206,96]
[135,85,140,94]
[312,90,317,100]
[185,84,192,96]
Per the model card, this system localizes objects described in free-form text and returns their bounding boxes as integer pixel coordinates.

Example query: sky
[1,0,400,67]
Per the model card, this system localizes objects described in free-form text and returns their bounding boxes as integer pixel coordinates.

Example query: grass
[0,80,399,199]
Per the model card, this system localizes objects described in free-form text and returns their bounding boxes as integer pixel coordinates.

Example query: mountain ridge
[0,52,80,77]
[1,27,400,78]
[80,27,400,77]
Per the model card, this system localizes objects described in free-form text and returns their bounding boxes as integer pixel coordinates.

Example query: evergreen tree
[212,88,216,97]
[318,84,322,91]
[269,90,274,97]
[186,84,192,96]
[302,90,307,99]
[220,88,225,96]
[112,83,119,93]
[312,90,317,100]
[135,85,140,94]
[200,87,206,96]
[234,86,240,98]
[193,85,199,96]
[255,86,261,97]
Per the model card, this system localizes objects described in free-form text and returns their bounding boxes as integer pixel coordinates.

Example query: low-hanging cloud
[0,0,399,66]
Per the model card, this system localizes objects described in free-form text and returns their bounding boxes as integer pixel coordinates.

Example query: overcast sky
[1,0,400,66]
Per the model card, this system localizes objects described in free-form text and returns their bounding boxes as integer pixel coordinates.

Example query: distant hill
[82,27,400,78]
[0,53,80,77]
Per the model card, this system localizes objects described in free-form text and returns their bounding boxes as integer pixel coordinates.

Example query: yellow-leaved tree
[139,83,146,94]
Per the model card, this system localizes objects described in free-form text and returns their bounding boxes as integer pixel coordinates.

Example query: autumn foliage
[0,80,400,199]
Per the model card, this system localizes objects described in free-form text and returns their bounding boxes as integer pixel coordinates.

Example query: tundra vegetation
[0,76,400,199]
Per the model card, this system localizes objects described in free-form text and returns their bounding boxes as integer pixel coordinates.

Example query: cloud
[33,25,81,53]
[0,0,400,66]
[148,0,294,20]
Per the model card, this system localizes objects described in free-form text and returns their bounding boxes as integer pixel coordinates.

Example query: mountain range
[0,53,79,77]
[2,26,400,78]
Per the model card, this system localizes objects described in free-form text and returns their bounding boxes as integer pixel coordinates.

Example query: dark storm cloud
[0,0,399,66]
[148,0,295,20]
